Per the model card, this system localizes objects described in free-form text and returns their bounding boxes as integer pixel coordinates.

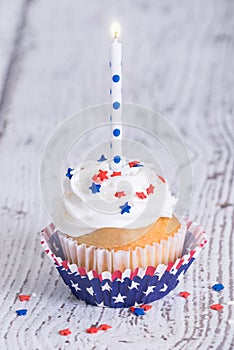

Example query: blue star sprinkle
[212,283,224,292]
[119,202,131,214]
[16,309,27,316]
[89,182,101,194]
[66,167,74,179]
[134,308,145,316]
[97,154,107,162]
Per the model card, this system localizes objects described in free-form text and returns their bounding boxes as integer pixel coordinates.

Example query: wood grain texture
[0,0,233,349]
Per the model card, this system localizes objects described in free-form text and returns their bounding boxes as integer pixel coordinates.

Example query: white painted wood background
[0,0,233,349]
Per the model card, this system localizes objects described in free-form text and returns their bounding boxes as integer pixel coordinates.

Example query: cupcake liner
[41,219,207,308]
[58,221,187,273]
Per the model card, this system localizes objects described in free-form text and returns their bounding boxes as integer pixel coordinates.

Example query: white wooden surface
[0,1,233,349]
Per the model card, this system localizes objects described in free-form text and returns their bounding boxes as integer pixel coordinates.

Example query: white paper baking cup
[59,221,187,273]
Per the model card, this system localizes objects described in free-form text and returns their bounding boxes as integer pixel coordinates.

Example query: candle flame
[111,22,120,39]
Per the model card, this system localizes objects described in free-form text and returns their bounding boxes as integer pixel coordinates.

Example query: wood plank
[0,0,233,349]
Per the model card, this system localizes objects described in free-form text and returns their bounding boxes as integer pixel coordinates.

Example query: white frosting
[54,159,177,236]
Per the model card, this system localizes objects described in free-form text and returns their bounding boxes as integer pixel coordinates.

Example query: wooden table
[0,1,233,349]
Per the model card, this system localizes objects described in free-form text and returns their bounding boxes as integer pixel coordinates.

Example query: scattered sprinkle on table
[179,291,191,299]
[16,309,27,316]
[86,324,112,333]
[98,324,112,331]
[210,304,224,311]
[141,304,153,311]
[59,328,72,336]
[19,295,30,301]
[133,308,145,316]
[212,283,224,292]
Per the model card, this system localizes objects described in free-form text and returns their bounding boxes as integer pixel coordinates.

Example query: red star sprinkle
[115,191,126,198]
[98,169,109,181]
[136,192,147,199]
[179,291,191,299]
[141,304,152,311]
[92,174,102,184]
[128,161,140,168]
[158,175,166,183]
[59,328,71,336]
[210,304,224,311]
[146,184,154,195]
[19,295,30,301]
[130,307,135,313]
[86,327,99,333]
[98,324,112,331]
[111,171,122,177]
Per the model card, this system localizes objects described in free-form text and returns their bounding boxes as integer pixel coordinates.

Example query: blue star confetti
[212,283,224,292]
[119,202,131,214]
[16,309,27,316]
[89,182,101,194]
[66,167,74,179]
[134,308,145,316]
[97,154,107,162]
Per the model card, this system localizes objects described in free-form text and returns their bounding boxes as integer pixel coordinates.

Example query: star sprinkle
[98,324,112,331]
[179,291,191,299]
[158,175,166,183]
[59,328,72,336]
[146,184,155,195]
[141,304,152,311]
[16,309,27,316]
[136,192,147,199]
[212,283,224,292]
[86,324,112,334]
[97,154,107,162]
[89,182,101,194]
[66,167,74,180]
[111,171,122,177]
[119,202,131,214]
[128,161,143,168]
[210,304,224,311]
[115,191,126,198]
[98,169,109,181]
[92,174,102,184]
[19,295,30,301]
[86,327,99,334]
[134,308,145,316]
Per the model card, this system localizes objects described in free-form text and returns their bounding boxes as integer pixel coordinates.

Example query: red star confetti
[210,304,224,311]
[146,184,154,195]
[59,328,72,336]
[158,175,166,183]
[98,324,112,331]
[115,191,126,198]
[98,169,109,181]
[19,295,30,301]
[92,174,102,184]
[128,161,140,168]
[111,171,122,177]
[136,192,147,199]
[141,304,152,311]
[179,291,191,299]
[86,327,99,334]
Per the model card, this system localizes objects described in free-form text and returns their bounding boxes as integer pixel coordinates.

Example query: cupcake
[53,157,186,273]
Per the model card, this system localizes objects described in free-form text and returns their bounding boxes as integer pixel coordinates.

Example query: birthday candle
[110,23,122,170]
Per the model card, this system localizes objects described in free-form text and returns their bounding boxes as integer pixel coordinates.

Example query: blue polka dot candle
[110,23,122,170]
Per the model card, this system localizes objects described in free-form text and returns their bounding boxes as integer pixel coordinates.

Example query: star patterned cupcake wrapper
[40,219,207,308]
